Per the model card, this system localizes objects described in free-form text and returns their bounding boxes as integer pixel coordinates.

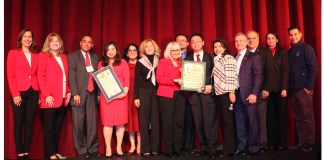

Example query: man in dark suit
[68,36,101,159]
[234,33,263,157]
[185,33,218,159]
[175,34,195,153]
[246,30,275,152]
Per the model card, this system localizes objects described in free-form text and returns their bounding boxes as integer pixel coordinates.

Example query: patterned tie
[85,53,94,92]
[196,54,201,62]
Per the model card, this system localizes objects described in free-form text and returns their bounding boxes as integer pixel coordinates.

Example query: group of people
[7,25,318,159]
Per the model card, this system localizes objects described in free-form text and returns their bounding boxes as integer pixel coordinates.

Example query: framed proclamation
[180,60,206,91]
[92,66,124,102]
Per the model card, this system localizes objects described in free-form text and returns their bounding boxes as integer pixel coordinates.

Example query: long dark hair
[102,41,121,67]
[123,43,139,62]
[212,39,231,57]
[17,28,37,52]
[266,32,283,50]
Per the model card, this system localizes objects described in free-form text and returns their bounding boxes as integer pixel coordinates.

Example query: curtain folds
[4,0,321,159]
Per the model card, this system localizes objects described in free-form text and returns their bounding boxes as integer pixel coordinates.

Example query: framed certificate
[180,60,206,91]
[93,66,124,102]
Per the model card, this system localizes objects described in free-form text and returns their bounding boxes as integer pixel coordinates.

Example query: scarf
[138,55,159,86]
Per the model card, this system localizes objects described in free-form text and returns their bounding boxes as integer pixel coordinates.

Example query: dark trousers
[267,91,287,148]
[215,93,236,154]
[183,98,195,150]
[138,88,160,153]
[259,98,268,148]
[234,90,260,153]
[290,89,315,145]
[42,102,67,156]
[71,91,98,155]
[191,93,218,154]
[10,87,39,154]
[159,91,185,154]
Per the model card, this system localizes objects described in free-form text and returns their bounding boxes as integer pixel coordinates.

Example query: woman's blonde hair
[42,33,64,55]
[164,42,181,59]
[139,39,160,58]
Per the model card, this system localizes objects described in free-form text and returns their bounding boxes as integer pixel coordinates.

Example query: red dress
[99,59,130,126]
[126,62,140,132]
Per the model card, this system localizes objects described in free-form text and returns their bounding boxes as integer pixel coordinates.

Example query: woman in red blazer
[156,42,185,158]
[37,33,71,160]
[7,29,39,160]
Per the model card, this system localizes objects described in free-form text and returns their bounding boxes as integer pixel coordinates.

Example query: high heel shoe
[55,154,67,159]
[105,155,112,159]
[117,153,124,157]
[17,156,24,160]
[127,149,136,156]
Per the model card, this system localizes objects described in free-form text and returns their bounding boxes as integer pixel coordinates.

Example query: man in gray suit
[68,36,101,159]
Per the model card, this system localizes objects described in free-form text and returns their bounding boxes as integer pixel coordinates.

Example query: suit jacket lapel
[78,50,86,68]
[239,50,249,74]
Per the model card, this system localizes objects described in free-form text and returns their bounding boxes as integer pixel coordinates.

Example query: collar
[249,47,257,53]
[291,40,303,48]
[81,50,89,56]
[238,48,247,55]
[194,50,203,57]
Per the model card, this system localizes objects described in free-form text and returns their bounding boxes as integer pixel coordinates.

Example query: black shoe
[142,153,150,158]
[117,153,124,157]
[24,155,31,160]
[78,153,90,159]
[244,153,257,158]
[165,153,175,159]
[288,143,302,150]
[127,149,136,156]
[209,153,217,159]
[235,151,248,157]
[196,150,207,157]
[174,152,182,158]
[104,155,112,159]
[301,143,314,152]
[17,156,24,160]
[219,153,234,159]
[152,152,159,157]
[91,152,101,158]
[259,148,267,153]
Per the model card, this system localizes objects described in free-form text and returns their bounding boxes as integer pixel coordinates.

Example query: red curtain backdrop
[4,0,321,159]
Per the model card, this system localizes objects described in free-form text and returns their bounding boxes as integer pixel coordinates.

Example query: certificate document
[180,60,206,91]
[93,66,124,102]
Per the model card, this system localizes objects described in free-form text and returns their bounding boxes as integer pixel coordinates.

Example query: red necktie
[196,54,201,62]
[85,53,94,92]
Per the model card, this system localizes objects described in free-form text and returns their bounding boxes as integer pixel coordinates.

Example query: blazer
[271,48,289,92]
[37,52,70,108]
[156,58,182,98]
[185,51,214,105]
[68,50,100,106]
[7,49,39,97]
[254,46,275,92]
[238,51,263,105]
[288,41,318,91]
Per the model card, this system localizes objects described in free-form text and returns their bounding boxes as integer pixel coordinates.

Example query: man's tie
[236,53,241,61]
[196,54,201,62]
[85,53,94,92]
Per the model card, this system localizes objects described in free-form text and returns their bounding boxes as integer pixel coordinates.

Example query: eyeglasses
[190,41,202,44]
[171,49,181,52]
[128,49,137,52]
[176,39,187,42]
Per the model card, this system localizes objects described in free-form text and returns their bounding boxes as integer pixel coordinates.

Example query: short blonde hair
[139,39,161,58]
[164,42,181,59]
[42,33,64,55]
